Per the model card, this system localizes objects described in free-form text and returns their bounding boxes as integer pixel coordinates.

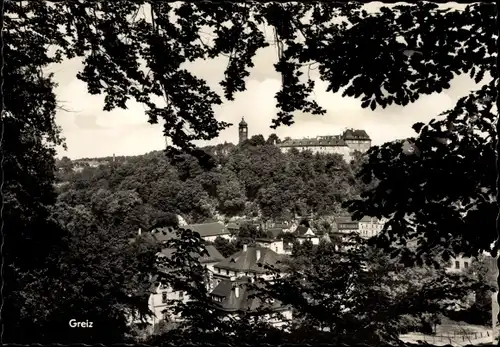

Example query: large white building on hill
[276,129,372,159]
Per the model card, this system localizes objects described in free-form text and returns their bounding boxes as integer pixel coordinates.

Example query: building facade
[294,225,320,245]
[210,245,292,327]
[255,238,286,255]
[446,254,473,273]
[276,129,371,160]
[334,215,384,239]
[146,245,225,328]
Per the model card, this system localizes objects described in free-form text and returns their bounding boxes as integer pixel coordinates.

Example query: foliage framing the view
[4,1,498,344]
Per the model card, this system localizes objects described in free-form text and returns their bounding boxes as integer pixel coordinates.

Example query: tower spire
[238,117,248,144]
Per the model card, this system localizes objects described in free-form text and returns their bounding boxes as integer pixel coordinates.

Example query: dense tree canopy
[263,242,488,345]
[5,0,497,343]
[7,2,495,151]
[56,142,363,227]
[346,77,497,263]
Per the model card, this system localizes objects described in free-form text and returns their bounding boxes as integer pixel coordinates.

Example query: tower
[238,117,248,144]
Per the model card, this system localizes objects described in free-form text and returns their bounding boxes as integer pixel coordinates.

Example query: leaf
[361,99,371,109]
[412,122,425,134]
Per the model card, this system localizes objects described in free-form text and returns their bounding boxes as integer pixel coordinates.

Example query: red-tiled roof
[214,246,285,274]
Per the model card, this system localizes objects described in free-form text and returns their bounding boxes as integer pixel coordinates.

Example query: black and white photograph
[3,1,499,346]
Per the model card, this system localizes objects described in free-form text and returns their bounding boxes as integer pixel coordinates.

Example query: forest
[55,134,368,236]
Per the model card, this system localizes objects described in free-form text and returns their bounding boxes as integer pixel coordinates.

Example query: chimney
[243,244,248,252]
[256,249,261,261]
[234,285,240,298]
[138,228,142,236]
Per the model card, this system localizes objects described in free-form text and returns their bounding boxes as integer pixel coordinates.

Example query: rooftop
[277,129,371,148]
[342,129,371,140]
[278,137,347,148]
[335,215,374,224]
[210,277,286,313]
[214,245,286,274]
[295,225,315,237]
[181,222,230,238]
[158,244,225,264]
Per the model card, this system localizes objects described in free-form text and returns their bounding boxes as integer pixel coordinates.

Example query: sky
[50,3,479,160]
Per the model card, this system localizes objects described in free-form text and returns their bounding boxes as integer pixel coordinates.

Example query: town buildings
[147,245,225,327]
[234,119,370,161]
[209,244,293,327]
[293,225,320,245]
[255,237,286,255]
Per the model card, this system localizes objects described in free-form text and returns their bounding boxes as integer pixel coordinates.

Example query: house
[129,228,226,332]
[181,222,232,242]
[266,227,285,240]
[147,245,225,328]
[446,255,473,273]
[334,215,384,239]
[210,276,292,328]
[149,227,178,245]
[226,222,240,235]
[210,245,292,327]
[212,244,286,283]
[294,225,319,245]
[255,237,285,255]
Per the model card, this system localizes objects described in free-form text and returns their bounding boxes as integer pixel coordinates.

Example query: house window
[217,268,221,273]
[455,261,460,269]
[464,262,469,269]
[162,293,168,304]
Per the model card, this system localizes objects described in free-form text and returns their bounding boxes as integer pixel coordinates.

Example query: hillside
[55,135,368,235]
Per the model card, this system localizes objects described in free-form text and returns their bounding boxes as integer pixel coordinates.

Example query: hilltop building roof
[278,136,347,148]
[342,129,371,140]
[277,129,371,149]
